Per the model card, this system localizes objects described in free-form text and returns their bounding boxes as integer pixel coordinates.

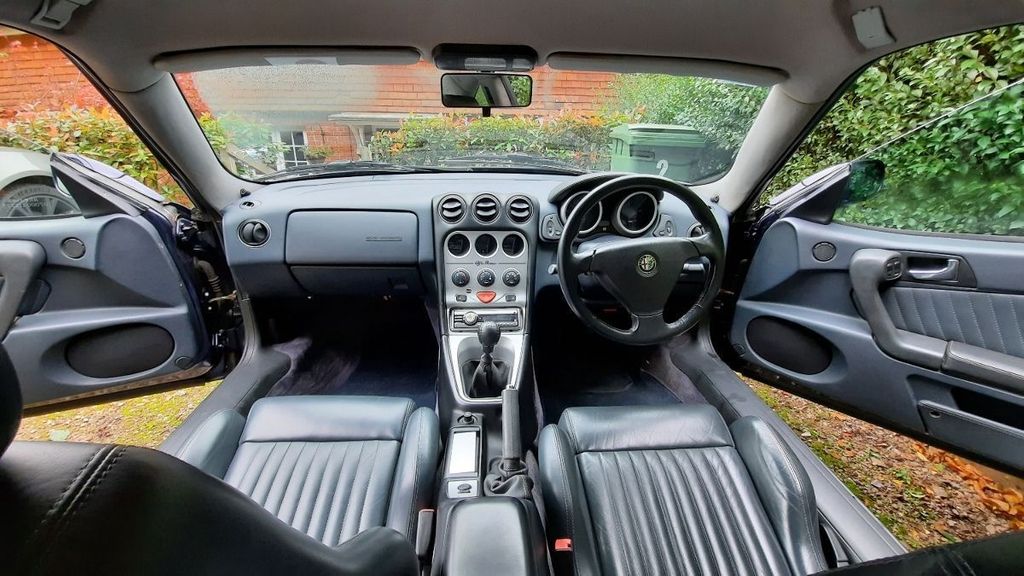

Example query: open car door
[730,160,1024,475]
[0,154,235,410]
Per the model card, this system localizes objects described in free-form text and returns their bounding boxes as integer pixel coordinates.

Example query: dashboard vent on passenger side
[506,196,533,223]
[472,195,500,223]
[439,195,466,224]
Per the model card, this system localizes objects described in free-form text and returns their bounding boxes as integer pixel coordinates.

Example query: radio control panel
[450,307,522,332]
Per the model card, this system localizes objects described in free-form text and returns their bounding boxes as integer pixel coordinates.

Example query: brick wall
[3,29,619,167]
[0,33,105,118]
[0,31,208,118]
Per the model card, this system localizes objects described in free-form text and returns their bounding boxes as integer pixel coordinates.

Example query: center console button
[477,269,495,287]
[477,291,496,303]
[463,311,479,325]
[451,269,470,287]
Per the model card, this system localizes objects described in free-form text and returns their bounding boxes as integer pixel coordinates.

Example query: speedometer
[560,191,603,235]
[613,191,658,236]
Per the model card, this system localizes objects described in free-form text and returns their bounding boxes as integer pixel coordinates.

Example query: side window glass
[768,25,1024,236]
[0,28,189,220]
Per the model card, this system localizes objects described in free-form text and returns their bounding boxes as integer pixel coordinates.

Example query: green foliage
[212,113,284,169]
[1,106,226,205]
[369,111,628,170]
[608,74,768,151]
[770,25,1024,236]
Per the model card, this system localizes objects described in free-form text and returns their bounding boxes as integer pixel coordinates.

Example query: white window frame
[274,130,309,170]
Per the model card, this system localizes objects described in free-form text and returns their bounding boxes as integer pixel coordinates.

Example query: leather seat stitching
[597,452,633,575]
[667,450,716,574]
[563,413,581,453]
[350,441,379,537]
[47,446,126,555]
[28,445,106,546]
[406,413,426,537]
[659,450,700,569]
[684,449,740,575]
[641,451,687,574]
[709,449,775,575]
[761,423,828,570]
[699,449,759,575]
[609,452,646,574]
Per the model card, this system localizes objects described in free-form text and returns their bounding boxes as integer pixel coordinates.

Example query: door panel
[0,162,212,408]
[883,288,1024,358]
[732,217,1024,472]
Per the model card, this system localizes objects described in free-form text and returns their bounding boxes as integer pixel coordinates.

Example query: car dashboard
[221,172,729,328]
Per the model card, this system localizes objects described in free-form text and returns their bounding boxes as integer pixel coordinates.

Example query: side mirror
[441,73,533,108]
[844,159,886,205]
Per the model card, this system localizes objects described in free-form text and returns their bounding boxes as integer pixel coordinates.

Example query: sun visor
[546,53,786,86]
[154,47,421,73]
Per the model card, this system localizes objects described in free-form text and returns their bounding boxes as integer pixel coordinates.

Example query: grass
[16,381,219,448]
[747,377,1023,548]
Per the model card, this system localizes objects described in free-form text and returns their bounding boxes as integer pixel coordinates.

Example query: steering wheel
[556,175,725,345]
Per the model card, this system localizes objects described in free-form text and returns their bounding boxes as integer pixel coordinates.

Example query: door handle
[907,258,959,282]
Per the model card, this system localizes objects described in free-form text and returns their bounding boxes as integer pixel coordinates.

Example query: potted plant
[305,146,332,164]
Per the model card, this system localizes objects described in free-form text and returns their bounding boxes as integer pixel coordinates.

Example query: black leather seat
[539,404,828,576]
[174,395,439,545]
[0,345,424,576]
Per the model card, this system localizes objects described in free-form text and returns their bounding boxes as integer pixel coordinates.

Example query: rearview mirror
[441,73,533,108]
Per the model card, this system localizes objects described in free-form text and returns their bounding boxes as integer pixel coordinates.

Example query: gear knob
[477,321,501,353]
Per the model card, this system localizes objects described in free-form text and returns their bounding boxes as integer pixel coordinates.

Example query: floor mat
[268,300,438,409]
[532,294,690,424]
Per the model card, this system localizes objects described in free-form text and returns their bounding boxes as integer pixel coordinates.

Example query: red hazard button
[477,291,496,303]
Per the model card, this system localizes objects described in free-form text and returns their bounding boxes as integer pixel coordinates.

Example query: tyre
[0,182,79,218]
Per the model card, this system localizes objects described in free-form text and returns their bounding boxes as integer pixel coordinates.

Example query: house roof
[187,62,616,124]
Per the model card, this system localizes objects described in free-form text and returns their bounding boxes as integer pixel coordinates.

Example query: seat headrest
[0,346,22,457]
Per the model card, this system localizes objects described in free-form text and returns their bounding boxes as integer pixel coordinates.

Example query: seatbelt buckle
[554,538,573,552]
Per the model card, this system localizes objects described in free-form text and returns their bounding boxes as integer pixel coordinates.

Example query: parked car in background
[0,146,77,218]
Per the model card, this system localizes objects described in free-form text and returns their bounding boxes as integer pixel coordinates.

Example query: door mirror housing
[843,159,886,205]
[440,73,533,108]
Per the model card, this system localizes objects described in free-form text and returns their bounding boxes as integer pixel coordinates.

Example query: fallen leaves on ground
[914,443,1024,529]
[745,376,1022,549]
[16,381,219,448]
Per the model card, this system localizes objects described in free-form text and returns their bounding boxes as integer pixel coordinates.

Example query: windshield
[176,63,768,183]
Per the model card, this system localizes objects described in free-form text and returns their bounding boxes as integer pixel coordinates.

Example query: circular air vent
[472,194,500,223]
[238,219,270,246]
[506,196,533,223]
[439,195,466,224]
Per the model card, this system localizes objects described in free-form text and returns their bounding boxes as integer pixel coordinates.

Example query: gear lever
[478,321,501,370]
[467,321,507,397]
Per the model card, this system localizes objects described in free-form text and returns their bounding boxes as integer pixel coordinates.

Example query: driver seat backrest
[539,404,828,576]
[0,345,419,576]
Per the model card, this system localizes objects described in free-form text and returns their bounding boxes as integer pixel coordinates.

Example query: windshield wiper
[253,160,448,183]
[439,153,588,175]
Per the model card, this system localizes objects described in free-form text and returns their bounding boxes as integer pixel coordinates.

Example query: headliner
[1,0,1022,103]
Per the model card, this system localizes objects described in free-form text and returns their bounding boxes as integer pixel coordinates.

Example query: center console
[434,194,536,404]
[430,193,547,576]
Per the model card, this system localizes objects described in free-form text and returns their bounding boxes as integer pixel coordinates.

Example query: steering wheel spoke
[568,247,595,273]
[630,312,671,343]
[688,232,723,262]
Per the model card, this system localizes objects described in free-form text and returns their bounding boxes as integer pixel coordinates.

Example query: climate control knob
[477,269,496,287]
[502,269,521,287]
[451,269,470,287]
